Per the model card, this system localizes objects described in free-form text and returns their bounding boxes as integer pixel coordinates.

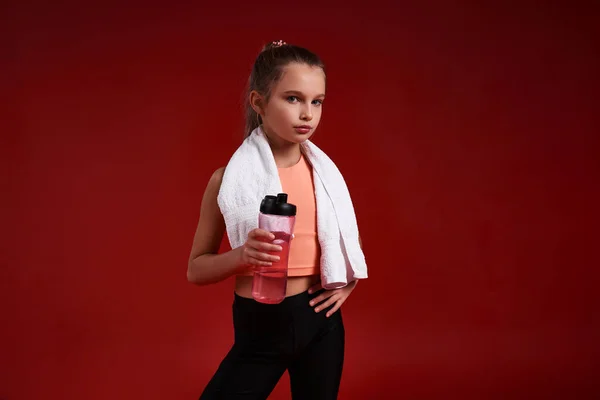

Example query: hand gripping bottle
[252,193,297,304]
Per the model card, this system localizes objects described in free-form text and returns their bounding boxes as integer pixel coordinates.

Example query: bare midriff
[235,274,320,298]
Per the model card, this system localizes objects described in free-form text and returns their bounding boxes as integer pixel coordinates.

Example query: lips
[294,125,312,134]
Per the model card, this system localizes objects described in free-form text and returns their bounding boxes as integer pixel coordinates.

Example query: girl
[187,40,368,400]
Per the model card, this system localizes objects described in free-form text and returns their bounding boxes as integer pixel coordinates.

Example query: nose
[300,106,313,121]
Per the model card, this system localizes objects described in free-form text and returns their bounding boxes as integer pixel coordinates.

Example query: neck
[262,126,302,168]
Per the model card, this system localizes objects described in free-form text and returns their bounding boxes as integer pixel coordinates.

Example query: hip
[231,287,344,352]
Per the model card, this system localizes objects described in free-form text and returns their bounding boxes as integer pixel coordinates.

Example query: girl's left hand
[308,280,357,318]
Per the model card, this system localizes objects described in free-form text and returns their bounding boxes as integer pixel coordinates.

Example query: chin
[291,133,315,143]
[292,136,311,144]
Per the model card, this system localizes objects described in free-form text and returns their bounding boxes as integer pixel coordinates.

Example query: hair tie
[272,40,287,47]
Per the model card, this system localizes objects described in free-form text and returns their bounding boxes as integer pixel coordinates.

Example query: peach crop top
[279,154,321,276]
[238,154,321,277]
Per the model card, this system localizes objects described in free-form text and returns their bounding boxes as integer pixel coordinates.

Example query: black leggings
[200,289,345,400]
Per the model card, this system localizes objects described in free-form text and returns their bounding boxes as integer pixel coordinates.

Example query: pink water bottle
[252,193,297,304]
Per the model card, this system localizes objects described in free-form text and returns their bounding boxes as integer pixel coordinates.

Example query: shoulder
[205,167,226,194]
[211,166,226,183]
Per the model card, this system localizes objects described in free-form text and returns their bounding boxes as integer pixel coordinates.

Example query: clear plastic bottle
[252,193,297,304]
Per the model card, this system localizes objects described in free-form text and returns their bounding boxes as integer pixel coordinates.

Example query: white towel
[217,127,368,289]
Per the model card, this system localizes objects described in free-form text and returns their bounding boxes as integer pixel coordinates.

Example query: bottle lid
[260,193,296,216]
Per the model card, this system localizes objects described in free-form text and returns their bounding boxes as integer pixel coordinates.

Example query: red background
[3,1,599,399]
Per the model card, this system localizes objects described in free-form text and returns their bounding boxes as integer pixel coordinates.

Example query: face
[255,63,326,144]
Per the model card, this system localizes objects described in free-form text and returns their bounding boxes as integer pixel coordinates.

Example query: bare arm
[187,167,282,286]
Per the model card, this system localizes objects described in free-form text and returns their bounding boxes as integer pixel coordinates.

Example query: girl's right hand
[239,228,282,268]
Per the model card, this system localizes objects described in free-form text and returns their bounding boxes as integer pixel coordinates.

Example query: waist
[233,287,318,312]
[235,274,320,299]
[237,265,320,277]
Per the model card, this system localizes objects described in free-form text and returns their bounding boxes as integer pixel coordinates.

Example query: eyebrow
[283,90,326,98]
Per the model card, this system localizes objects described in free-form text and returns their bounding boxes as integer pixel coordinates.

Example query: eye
[312,99,324,106]
[287,96,300,103]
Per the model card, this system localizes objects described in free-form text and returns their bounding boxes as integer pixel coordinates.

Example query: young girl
[188,40,368,400]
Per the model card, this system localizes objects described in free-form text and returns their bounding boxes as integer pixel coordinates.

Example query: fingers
[249,240,282,253]
[249,228,275,241]
[248,229,282,252]
[242,247,273,267]
[313,294,338,314]
[307,281,355,318]
[309,290,334,308]
[248,259,272,267]
[326,301,342,318]
[243,246,280,264]
[242,229,283,267]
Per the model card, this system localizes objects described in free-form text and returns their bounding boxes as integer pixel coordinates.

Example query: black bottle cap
[260,193,296,216]
[260,195,277,214]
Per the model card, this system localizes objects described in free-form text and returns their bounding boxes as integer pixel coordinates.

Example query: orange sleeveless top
[279,154,321,276]
[238,154,321,277]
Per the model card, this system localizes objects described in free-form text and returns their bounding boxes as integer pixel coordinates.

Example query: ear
[249,90,264,116]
